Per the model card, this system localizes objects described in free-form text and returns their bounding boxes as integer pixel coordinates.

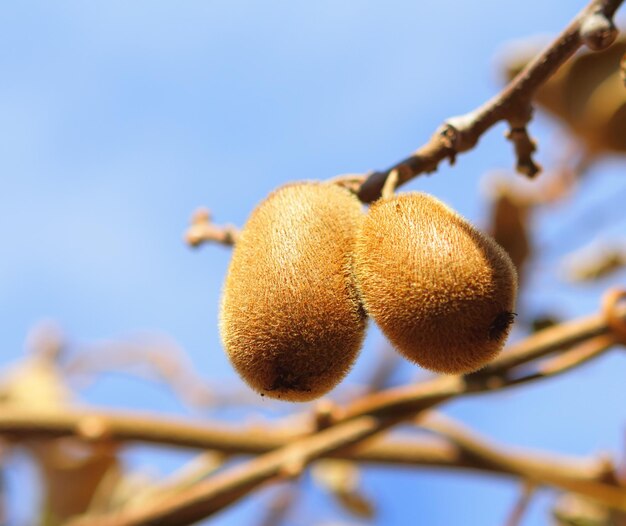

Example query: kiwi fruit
[219,182,367,401]
[354,192,517,374]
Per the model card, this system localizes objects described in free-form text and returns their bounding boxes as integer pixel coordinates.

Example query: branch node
[76,415,111,442]
[280,456,306,480]
[443,112,481,155]
[580,10,618,51]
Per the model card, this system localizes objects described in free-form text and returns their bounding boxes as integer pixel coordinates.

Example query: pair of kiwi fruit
[219,181,517,402]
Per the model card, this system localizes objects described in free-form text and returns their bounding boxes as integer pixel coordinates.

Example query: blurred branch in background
[0,323,251,525]
[185,208,239,248]
[64,336,216,409]
[562,239,626,282]
[503,481,536,526]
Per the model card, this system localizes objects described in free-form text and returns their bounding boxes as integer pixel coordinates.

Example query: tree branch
[0,408,604,480]
[419,413,626,513]
[69,411,622,526]
[68,416,388,526]
[357,0,623,203]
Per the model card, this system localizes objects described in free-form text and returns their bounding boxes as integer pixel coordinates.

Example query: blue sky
[1,1,626,525]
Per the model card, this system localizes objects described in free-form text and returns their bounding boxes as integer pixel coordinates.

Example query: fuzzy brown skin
[220,182,367,402]
[354,193,518,375]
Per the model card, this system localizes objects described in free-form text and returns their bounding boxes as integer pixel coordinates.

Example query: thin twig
[419,415,544,526]
[503,334,615,387]
[184,208,239,248]
[504,481,536,526]
[65,339,216,409]
[257,484,298,526]
[357,0,623,202]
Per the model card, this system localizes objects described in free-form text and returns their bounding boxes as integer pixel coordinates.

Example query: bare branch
[357,0,624,203]
[502,334,615,387]
[474,291,626,377]
[65,338,216,409]
[0,407,604,482]
[257,485,298,526]
[67,408,621,526]
[69,415,388,526]
[419,413,625,513]
[504,481,536,526]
